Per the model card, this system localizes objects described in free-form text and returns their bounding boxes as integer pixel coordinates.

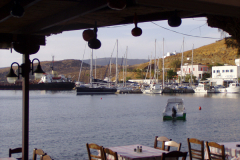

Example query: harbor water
[1,90,240,160]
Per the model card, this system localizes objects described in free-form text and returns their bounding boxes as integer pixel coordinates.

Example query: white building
[164,52,176,58]
[177,63,209,81]
[209,59,240,86]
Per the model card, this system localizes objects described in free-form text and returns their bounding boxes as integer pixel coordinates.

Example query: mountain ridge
[0,39,238,83]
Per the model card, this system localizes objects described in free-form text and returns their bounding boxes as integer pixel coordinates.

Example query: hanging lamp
[168,11,182,27]
[131,13,142,37]
[82,29,95,41]
[88,22,101,49]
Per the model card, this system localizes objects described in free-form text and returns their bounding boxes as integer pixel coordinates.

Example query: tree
[126,77,131,81]
[201,73,211,80]
[185,74,196,83]
[167,70,177,80]
[170,60,181,71]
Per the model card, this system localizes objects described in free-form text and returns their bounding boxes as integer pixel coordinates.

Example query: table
[0,158,17,160]
[108,144,168,160]
[205,142,240,160]
[221,142,240,160]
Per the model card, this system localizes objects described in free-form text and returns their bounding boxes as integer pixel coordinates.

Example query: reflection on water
[193,92,240,99]
[0,91,240,160]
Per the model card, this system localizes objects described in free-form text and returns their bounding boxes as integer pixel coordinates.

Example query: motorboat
[194,83,219,93]
[218,82,240,93]
[117,86,133,93]
[163,98,186,120]
[141,83,162,94]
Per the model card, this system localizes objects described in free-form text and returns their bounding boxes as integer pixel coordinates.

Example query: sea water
[0,90,240,160]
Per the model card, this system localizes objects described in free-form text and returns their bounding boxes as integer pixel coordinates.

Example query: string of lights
[151,21,221,40]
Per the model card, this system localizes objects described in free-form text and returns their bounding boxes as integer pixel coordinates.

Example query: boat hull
[163,113,186,120]
[76,87,117,95]
[142,89,162,94]
[0,82,75,90]
[162,98,186,120]
[218,84,240,93]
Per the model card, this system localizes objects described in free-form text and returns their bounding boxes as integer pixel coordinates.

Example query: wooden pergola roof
[0,0,240,48]
[2,1,240,160]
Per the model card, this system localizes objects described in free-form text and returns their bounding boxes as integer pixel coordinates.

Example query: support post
[22,53,30,160]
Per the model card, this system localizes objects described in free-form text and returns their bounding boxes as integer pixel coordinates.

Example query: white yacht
[218,82,240,93]
[194,83,219,93]
[141,83,162,94]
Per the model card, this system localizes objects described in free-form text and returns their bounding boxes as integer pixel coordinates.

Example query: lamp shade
[88,38,101,49]
[82,29,95,41]
[33,64,45,79]
[168,15,182,27]
[131,27,142,37]
[34,73,44,79]
[6,68,18,83]
[7,77,18,84]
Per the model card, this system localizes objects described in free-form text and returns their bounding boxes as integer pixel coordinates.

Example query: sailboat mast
[90,49,93,87]
[108,57,111,88]
[115,39,118,86]
[150,54,152,80]
[123,55,125,87]
[191,44,194,86]
[78,43,86,82]
[154,39,156,81]
[95,56,97,79]
[163,38,164,88]
[145,56,150,80]
[157,57,159,83]
[181,37,184,85]
[125,46,128,86]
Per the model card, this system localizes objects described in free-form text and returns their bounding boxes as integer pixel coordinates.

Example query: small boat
[141,83,162,94]
[194,83,219,93]
[218,82,240,93]
[117,86,133,93]
[163,98,186,120]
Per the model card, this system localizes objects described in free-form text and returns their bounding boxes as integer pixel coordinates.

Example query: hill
[82,58,149,66]
[0,39,239,83]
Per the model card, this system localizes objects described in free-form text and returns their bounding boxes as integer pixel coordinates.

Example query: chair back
[154,136,172,151]
[103,148,118,160]
[161,151,188,160]
[187,138,204,160]
[40,154,53,160]
[164,141,181,151]
[206,141,225,160]
[86,143,104,160]
[32,148,45,160]
[9,147,22,159]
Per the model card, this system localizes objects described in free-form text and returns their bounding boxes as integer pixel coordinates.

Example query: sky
[0,17,225,68]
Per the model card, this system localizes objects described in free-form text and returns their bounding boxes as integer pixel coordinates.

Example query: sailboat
[76,49,117,95]
[117,46,134,93]
[141,39,162,94]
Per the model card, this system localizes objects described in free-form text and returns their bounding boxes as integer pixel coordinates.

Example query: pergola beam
[14,0,108,34]
[0,0,42,23]
[137,0,240,18]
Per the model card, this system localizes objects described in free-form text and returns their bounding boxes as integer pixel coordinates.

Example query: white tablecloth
[0,158,17,160]
[205,142,240,160]
[108,144,168,160]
